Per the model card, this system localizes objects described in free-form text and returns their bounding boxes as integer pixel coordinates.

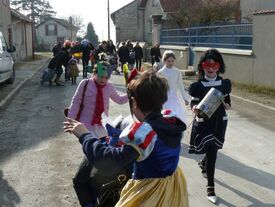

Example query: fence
[160,23,253,50]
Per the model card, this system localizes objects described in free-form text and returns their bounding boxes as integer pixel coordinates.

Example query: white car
[0,30,15,84]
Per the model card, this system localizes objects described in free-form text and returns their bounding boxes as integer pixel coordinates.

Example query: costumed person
[80,39,94,78]
[67,62,128,207]
[42,40,71,86]
[188,48,231,204]
[67,57,80,85]
[64,71,190,207]
[157,50,190,124]
[52,41,62,56]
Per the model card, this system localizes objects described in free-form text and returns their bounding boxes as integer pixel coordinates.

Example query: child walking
[188,49,231,204]
[64,71,189,207]
[67,62,128,207]
[157,50,190,124]
[67,57,80,84]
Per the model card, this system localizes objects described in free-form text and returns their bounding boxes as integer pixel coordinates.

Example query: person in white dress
[157,50,190,124]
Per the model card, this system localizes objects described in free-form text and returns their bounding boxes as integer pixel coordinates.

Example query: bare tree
[170,0,239,27]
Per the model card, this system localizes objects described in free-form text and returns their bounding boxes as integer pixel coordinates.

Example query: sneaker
[207,186,218,204]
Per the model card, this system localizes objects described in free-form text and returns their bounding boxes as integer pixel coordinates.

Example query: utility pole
[107,0,110,40]
[69,16,73,41]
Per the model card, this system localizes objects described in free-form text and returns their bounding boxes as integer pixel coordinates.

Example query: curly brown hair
[127,71,168,113]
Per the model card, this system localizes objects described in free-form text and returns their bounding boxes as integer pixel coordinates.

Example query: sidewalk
[0,53,50,109]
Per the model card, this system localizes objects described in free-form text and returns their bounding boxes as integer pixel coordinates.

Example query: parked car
[0,29,15,84]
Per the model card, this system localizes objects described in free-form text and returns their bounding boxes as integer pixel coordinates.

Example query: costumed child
[157,50,190,124]
[188,48,231,204]
[64,71,190,207]
[67,57,80,84]
[67,62,128,207]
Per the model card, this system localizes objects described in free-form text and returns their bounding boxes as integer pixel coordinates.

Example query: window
[45,24,57,36]
[152,0,158,7]
[148,20,153,33]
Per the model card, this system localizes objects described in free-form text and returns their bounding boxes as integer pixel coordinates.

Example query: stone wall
[112,1,139,42]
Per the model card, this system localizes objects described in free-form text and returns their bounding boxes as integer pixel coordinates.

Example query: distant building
[35,16,78,50]
[111,0,183,44]
[11,9,33,60]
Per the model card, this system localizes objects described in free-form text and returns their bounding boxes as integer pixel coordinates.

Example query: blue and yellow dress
[79,110,189,207]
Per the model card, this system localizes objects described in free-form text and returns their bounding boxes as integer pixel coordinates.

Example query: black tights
[201,147,218,187]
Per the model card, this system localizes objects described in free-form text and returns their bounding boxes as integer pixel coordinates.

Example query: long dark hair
[197,49,225,79]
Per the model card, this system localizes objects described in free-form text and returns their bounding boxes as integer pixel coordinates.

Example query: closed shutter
[54,25,57,35]
[45,25,48,36]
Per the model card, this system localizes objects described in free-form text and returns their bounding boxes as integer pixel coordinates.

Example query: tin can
[194,88,225,119]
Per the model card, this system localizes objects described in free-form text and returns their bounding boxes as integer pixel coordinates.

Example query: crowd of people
[57,35,232,207]
[41,39,148,87]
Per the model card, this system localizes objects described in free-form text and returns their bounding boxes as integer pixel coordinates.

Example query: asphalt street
[0,65,275,206]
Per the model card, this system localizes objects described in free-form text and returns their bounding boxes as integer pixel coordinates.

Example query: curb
[0,58,50,110]
[231,94,275,112]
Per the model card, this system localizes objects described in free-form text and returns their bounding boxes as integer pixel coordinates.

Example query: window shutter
[45,25,48,36]
[54,25,57,35]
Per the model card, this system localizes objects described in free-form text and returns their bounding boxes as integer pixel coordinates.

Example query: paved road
[0,67,275,206]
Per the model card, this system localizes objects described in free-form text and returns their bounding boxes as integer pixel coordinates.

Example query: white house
[35,16,78,50]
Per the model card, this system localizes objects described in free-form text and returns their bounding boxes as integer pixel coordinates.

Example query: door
[0,31,13,81]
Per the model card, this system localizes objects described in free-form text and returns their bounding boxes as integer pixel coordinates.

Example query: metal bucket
[194,88,225,119]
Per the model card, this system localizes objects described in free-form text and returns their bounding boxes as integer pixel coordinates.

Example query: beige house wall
[241,0,275,19]
[143,0,163,44]
[11,20,33,60]
[0,1,12,44]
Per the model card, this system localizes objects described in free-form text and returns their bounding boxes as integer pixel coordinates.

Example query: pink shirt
[68,78,128,130]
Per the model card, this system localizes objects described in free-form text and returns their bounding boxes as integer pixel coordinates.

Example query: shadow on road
[181,143,275,191]
[0,76,75,165]
[0,170,20,206]
[216,179,275,207]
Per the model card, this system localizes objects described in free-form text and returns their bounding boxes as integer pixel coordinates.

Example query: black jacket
[134,46,143,59]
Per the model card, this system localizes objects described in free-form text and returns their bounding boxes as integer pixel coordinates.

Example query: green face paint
[97,62,107,77]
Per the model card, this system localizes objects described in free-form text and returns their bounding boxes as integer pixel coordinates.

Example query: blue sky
[48,0,133,41]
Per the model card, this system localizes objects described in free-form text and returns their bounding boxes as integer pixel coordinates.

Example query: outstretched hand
[63,118,89,138]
